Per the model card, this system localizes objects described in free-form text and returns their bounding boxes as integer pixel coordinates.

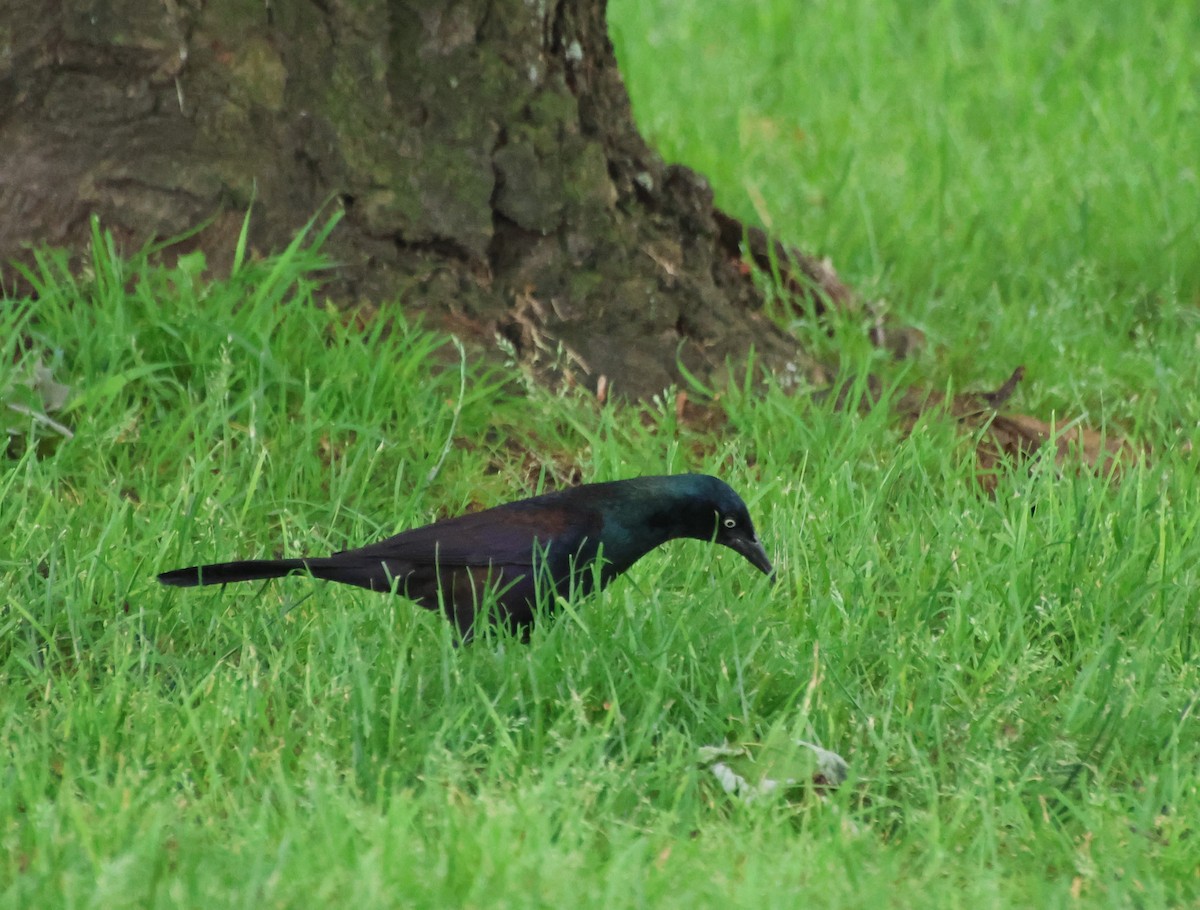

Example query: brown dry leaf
[898,366,1145,492]
[654,846,672,871]
[987,412,1140,479]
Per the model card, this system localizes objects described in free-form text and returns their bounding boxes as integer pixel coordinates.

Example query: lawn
[3,1,1198,906]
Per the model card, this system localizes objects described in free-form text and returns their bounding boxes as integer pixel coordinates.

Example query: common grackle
[158,474,773,639]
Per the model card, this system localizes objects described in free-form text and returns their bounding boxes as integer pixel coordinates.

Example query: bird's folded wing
[338,501,603,568]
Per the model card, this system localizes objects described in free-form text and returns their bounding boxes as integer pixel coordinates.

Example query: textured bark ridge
[0,0,855,397]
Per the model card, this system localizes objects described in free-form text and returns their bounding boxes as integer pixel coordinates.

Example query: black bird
[158,474,773,639]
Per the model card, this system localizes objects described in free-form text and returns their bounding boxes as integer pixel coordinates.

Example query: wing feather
[339,499,603,568]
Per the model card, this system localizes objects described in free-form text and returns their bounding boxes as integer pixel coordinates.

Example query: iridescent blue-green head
[594,474,775,579]
[674,474,774,577]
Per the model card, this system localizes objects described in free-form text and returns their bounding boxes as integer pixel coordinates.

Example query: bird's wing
[336,500,604,568]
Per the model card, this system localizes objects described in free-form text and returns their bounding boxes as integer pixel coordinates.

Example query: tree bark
[0,0,847,397]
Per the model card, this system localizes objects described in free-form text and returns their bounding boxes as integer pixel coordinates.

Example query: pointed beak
[728,535,775,580]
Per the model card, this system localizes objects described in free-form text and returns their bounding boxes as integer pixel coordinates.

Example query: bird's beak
[728,535,775,580]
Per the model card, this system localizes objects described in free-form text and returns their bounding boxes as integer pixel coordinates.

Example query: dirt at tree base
[1,0,860,399]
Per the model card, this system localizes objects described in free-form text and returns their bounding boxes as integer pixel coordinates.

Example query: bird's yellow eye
[723,517,737,529]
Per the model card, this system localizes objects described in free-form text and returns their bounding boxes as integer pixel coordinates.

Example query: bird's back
[322,492,607,636]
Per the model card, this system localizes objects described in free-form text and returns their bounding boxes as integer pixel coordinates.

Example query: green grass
[613,0,1200,431]
[4,0,1199,906]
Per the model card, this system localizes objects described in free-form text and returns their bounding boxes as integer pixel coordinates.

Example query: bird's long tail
[158,557,400,592]
[158,559,314,587]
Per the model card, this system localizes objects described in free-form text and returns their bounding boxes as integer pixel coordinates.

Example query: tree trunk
[0,0,847,397]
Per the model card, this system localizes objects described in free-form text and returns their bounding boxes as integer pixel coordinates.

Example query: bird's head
[685,475,775,579]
